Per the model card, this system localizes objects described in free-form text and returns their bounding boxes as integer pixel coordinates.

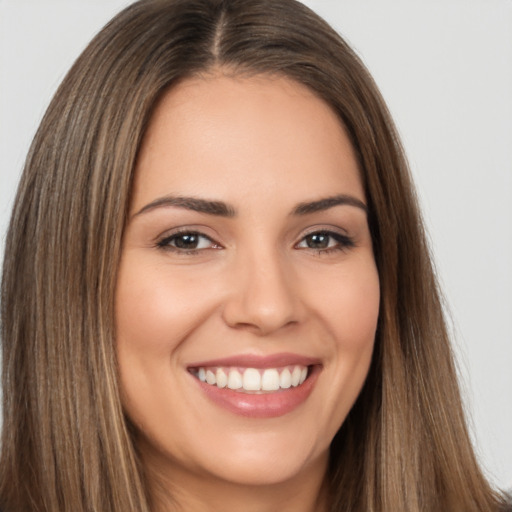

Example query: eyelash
[296,230,355,254]
[156,229,355,255]
[156,229,219,254]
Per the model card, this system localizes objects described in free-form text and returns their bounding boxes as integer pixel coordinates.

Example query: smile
[192,365,309,393]
[187,354,321,418]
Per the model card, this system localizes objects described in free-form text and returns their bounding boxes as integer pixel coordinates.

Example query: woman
[0,0,509,510]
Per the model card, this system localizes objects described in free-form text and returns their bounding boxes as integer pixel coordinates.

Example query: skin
[115,72,380,512]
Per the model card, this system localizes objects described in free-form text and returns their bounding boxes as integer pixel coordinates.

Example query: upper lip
[187,352,322,369]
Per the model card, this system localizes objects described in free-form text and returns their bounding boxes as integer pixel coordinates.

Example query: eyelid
[299,224,350,238]
[155,227,223,253]
[153,225,355,254]
[296,224,351,242]
[294,227,355,253]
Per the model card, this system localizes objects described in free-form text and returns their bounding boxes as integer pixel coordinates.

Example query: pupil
[175,234,198,249]
[307,233,329,249]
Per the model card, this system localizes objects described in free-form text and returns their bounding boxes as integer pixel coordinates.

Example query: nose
[221,249,302,336]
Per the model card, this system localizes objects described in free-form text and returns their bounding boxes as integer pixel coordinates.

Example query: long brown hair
[1,0,507,510]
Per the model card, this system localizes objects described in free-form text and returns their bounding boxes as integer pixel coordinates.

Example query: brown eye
[304,233,331,249]
[173,233,201,249]
[296,231,355,252]
[157,231,218,251]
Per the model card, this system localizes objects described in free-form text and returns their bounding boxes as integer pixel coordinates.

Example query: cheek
[318,259,379,422]
[309,257,380,348]
[114,256,217,431]
[115,257,216,356]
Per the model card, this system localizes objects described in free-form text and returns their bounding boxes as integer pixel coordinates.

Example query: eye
[157,231,220,252]
[296,230,354,252]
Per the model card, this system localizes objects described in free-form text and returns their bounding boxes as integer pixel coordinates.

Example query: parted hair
[0,0,508,511]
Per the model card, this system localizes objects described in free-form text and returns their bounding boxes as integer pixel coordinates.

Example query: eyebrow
[133,193,367,218]
[292,194,367,215]
[134,195,236,217]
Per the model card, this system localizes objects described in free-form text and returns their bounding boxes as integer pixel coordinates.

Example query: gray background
[1,0,511,490]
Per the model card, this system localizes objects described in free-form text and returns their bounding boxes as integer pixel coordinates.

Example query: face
[116,74,380,491]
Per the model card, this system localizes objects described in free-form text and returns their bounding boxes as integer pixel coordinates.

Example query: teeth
[227,369,242,390]
[243,368,261,391]
[279,368,292,389]
[216,368,227,388]
[261,369,280,391]
[205,370,216,385]
[291,366,302,386]
[195,365,310,392]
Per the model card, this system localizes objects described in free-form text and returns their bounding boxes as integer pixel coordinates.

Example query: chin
[137,415,330,489]
[194,442,327,487]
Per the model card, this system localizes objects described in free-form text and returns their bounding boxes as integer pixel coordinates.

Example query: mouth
[187,354,321,418]
[189,365,309,393]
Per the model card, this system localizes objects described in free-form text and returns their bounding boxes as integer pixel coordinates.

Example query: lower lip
[191,366,320,418]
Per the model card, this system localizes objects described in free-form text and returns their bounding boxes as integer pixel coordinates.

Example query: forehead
[132,73,364,211]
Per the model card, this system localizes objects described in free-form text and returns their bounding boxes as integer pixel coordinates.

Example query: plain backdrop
[1,0,511,490]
